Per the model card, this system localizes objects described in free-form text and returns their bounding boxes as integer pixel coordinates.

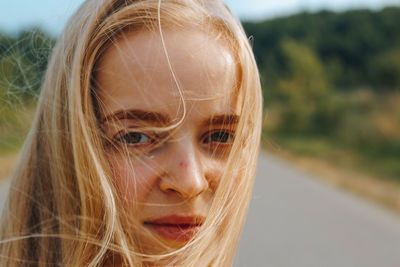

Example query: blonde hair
[0,0,262,266]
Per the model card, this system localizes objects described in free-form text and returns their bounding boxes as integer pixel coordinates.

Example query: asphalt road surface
[1,153,400,266]
[235,153,400,267]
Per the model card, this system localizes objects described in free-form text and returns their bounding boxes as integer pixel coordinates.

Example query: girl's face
[96,28,239,250]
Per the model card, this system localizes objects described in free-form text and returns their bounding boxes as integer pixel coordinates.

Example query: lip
[144,215,204,242]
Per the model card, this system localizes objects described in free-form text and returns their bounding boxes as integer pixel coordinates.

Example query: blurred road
[235,152,400,267]
[1,153,400,267]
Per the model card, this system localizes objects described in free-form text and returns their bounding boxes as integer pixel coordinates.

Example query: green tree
[274,40,338,135]
[370,47,400,91]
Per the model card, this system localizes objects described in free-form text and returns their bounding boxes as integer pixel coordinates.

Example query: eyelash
[118,132,149,144]
[113,129,234,152]
[201,130,234,145]
[115,131,157,146]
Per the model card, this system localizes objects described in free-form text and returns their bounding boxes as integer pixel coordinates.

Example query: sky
[1,0,400,35]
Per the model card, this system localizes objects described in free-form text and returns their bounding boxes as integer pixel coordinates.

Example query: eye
[116,132,151,145]
[203,131,234,144]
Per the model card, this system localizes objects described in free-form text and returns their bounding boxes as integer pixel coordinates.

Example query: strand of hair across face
[157,0,187,127]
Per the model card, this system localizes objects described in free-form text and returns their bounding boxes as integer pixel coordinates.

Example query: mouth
[144,215,204,243]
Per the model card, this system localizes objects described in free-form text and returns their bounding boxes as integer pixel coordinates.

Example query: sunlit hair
[0,0,262,266]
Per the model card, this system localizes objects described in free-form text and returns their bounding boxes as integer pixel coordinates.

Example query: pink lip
[144,215,204,242]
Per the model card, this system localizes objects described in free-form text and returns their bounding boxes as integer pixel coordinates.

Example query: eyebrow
[101,109,171,125]
[101,109,239,126]
[203,114,240,126]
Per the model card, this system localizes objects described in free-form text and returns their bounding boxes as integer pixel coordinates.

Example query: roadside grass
[263,134,400,215]
[266,135,400,182]
[0,102,36,154]
[0,102,36,180]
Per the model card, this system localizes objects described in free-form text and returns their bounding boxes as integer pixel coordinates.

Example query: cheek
[216,162,243,196]
[205,161,229,192]
[108,154,159,206]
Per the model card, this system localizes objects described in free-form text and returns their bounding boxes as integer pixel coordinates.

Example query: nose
[159,138,209,199]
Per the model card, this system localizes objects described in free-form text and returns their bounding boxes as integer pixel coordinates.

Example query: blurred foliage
[0,8,400,181]
[273,40,334,134]
[0,28,55,103]
[242,7,400,181]
[243,7,400,93]
[0,28,54,153]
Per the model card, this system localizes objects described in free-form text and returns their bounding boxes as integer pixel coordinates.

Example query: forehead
[95,28,239,118]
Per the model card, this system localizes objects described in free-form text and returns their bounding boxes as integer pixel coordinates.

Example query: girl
[0,0,262,266]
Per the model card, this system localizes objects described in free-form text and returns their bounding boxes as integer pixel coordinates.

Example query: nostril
[166,188,180,195]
